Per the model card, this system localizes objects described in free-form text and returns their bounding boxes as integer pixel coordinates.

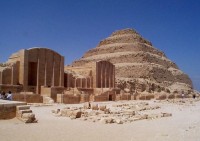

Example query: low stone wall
[57,94,81,104]
[168,94,175,99]
[0,100,26,119]
[0,85,23,93]
[116,93,131,101]
[156,94,166,100]
[41,86,64,102]
[121,94,131,100]
[94,95,109,102]
[13,94,43,103]
[80,94,90,103]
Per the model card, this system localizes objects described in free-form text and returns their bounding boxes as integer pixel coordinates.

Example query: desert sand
[1,99,200,141]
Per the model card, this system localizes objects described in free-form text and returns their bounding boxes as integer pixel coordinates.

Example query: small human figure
[193,94,196,99]
[1,91,6,100]
[6,91,12,100]
[181,91,185,99]
[88,102,91,109]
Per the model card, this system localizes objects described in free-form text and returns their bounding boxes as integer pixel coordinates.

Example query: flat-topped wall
[57,94,90,104]
[12,94,43,103]
[57,94,81,104]
[41,86,64,102]
[0,85,23,93]
[0,100,26,119]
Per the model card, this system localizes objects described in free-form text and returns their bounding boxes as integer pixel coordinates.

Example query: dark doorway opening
[109,94,113,101]
[28,62,37,86]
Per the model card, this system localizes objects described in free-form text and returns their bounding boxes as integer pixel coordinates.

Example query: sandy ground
[1,99,200,141]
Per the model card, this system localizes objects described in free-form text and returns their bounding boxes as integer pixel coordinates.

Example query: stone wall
[57,94,81,104]
[93,93,109,102]
[0,100,26,119]
[41,86,64,102]
[0,85,23,93]
[65,61,115,89]
[0,104,16,119]
[0,48,65,95]
[57,94,90,104]
[12,94,43,103]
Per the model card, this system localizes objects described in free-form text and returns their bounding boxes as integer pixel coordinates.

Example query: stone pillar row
[99,62,114,88]
[73,77,92,88]
[36,51,63,94]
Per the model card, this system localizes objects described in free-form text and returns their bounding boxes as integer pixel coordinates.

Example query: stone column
[51,56,55,87]
[101,62,103,88]
[0,71,2,84]
[11,66,14,85]
[74,78,76,88]
[44,56,47,87]
[80,78,83,88]
[59,56,64,87]
[36,57,40,94]
[86,78,87,88]
[113,65,115,88]
[95,62,98,88]
[19,50,28,91]
[105,63,107,88]
[103,62,106,88]
[67,74,70,88]
[109,64,111,88]
[90,76,92,88]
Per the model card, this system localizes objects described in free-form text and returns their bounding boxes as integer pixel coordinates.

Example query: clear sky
[0,0,199,91]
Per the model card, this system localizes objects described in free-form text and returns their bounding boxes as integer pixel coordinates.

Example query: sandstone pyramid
[70,28,194,96]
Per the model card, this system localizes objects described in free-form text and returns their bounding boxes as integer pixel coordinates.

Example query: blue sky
[0,0,199,91]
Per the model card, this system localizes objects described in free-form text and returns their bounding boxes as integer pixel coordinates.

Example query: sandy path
[1,100,200,141]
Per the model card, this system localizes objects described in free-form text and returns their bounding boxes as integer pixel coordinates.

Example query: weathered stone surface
[99,105,106,111]
[161,113,172,117]
[91,104,99,110]
[20,113,37,123]
[71,28,195,97]
[0,48,64,96]
[83,102,91,109]
[115,119,123,124]
[53,101,174,124]
[16,105,37,123]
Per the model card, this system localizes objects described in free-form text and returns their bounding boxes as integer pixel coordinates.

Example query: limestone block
[99,105,106,111]
[104,108,110,114]
[168,94,175,99]
[83,102,91,109]
[21,113,36,123]
[91,104,99,110]
[115,119,123,124]
[100,118,114,124]
[161,113,172,117]
[72,110,82,118]
[66,110,73,117]
[17,109,32,118]
[123,110,135,116]
[16,105,30,111]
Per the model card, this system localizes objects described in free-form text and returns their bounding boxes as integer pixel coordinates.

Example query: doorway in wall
[28,62,37,86]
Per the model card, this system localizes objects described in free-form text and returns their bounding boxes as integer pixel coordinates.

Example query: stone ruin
[71,28,197,99]
[0,48,117,104]
[0,28,199,104]
[52,101,172,124]
[16,105,37,123]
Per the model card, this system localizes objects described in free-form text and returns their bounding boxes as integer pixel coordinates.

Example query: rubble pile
[52,102,172,124]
